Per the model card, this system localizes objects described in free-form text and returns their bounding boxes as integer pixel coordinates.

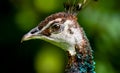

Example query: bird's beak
[21,27,40,43]
[21,33,32,43]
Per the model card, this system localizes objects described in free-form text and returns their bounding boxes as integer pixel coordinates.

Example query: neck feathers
[65,31,95,73]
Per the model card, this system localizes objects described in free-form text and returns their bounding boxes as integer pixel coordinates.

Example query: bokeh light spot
[34,46,65,73]
[15,9,37,31]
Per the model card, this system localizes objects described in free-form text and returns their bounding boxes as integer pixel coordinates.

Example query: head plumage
[64,0,89,16]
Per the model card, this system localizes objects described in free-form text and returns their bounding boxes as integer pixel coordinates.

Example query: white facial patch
[50,20,83,55]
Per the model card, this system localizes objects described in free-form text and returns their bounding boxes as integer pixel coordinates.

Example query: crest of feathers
[64,0,90,16]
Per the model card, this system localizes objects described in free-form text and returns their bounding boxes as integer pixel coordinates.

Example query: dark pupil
[53,24,59,29]
[51,24,60,32]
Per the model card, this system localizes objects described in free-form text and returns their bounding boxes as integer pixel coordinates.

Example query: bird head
[21,0,88,55]
[22,12,84,54]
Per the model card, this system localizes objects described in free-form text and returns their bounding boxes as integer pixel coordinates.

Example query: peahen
[22,0,96,73]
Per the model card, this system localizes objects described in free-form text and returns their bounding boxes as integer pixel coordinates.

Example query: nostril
[31,29,38,34]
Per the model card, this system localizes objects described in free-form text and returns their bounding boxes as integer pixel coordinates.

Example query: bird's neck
[65,38,95,73]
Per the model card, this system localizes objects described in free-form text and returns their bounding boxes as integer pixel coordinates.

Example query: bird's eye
[50,23,61,34]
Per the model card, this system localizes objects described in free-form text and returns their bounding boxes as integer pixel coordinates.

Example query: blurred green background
[0,0,120,73]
